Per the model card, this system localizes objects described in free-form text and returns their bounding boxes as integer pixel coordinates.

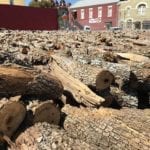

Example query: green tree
[29,0,54,8]
[40,0,52,8]
[29,0,40,7]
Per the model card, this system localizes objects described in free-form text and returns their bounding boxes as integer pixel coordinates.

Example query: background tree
[60,0,66,6]
[29,0,54,8]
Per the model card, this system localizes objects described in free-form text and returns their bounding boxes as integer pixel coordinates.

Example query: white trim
[125,5,131,17]
[125,18,133,22]
[136,3,147,16]
[98,6,102,18]
[136,2,148,9]
[72,10,77,12]
[107,5,113,17]
[70,0,119,9]
[125,5,131,9]
[80,9,85,19]
[89,8,93,19]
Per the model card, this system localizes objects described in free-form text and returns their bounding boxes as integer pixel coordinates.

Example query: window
[126,7,130,16]
[89,8,93,19]
[81,9,85,19]
[143,21,150,29]
[138,4,146,15]
[107,6,112,17]
[126,19,132,29]
[98,7,102,18]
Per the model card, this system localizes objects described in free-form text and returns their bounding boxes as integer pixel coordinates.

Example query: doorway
[105,22,112,30]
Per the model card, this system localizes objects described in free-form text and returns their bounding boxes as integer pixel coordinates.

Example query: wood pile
[0,30,149,149]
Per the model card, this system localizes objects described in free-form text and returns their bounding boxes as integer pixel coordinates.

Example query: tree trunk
[63,105,150,150]
[116,53,150,63]
[50,61,105,107]
[51,54,140,108]
[52,54,114,89]
[0,66,63,99]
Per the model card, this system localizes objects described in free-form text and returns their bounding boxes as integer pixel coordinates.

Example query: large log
[116,53,150,63]
[51,54,139,108]
[51,54,114,90]
[14,123,98,150]
[0,66,63,99]
[132,40,149,46]
[63,105,150,150]
[50,61,105,107]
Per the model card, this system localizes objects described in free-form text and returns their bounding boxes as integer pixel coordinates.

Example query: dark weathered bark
[0,66,63,99]
[63,105,150,150]
[110,86,139,108]
[0,50,50,67]
[0,102,26,137]
[32,101,61,125]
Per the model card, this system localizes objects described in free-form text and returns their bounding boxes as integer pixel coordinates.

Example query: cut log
[0,66,63,99]
[122,34,139,39]
[133,40,149,46]
[51,54,138,107]
[50,61,105,107]
[96,70,114,90]
[63,105,150,150]
[51,54,114,90]
[116,53,150,63]
[33,101,61,125]
[0,101,26,138]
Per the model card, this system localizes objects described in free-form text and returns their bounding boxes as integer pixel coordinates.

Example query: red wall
[70,3,118,30]
[0,5,58,30]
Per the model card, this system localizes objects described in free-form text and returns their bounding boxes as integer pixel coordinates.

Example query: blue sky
[25,0,77,5]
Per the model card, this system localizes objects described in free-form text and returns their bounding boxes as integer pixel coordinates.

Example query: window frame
[89,8,93,19]
[107,5,112,17]
[98,6,102,18]
[80,9,85,19]
[137,4,146,15]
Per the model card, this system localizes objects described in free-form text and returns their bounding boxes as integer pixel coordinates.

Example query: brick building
[69,0,119,30]
[118,0,150,30]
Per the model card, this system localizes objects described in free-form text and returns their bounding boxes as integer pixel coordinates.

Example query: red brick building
[69,0,119,30]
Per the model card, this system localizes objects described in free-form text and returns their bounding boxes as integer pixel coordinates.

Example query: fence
[0,5,58,30]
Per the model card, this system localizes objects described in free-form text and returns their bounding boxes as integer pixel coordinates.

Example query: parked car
[83,25,91,31]
[110,27,122,31]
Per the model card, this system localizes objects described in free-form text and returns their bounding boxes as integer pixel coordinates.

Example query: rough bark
[51,54,139,108]
[110,86,139,108]
[63,105,150,150]
[0,66,63,99]
[50,61,105,107]
[13,123,98,150]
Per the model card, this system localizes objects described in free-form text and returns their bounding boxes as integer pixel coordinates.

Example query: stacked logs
[0,30,149,149]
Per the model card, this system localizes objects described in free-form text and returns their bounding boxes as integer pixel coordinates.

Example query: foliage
[29,0,54,8]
